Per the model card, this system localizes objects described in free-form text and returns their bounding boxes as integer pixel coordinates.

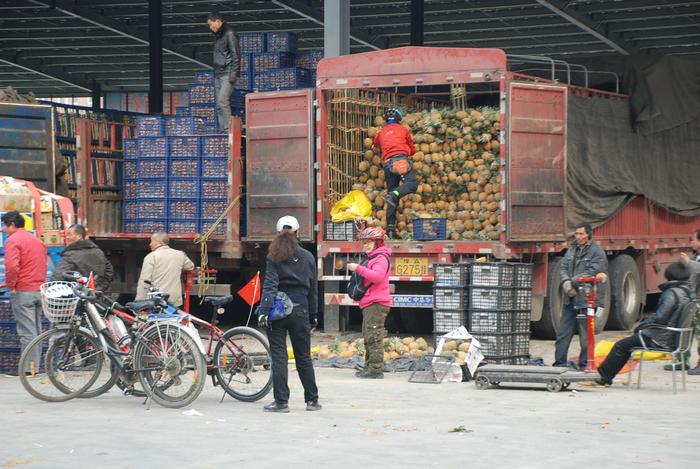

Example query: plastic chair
[627,305,695,394]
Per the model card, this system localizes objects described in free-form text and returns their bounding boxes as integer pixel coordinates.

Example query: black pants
[266,308,318,404]
[383,155,419,229]
[554,304,588,368]
[597,333,645,384]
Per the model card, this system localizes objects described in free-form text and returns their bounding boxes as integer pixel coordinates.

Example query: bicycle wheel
[133,322,206,409]
[213,326,272,402]
[78,335,122,399]
[19,327,103,402]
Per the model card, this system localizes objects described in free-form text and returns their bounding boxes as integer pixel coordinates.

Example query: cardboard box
[40,230,65,246]
[40,212,54,230]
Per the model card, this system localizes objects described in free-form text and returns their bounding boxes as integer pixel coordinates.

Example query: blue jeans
[554,303,588,367]
[214,74,234,132]
[10,291,42,372]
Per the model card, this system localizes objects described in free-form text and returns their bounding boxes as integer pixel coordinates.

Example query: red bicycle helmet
[359,226,386,241]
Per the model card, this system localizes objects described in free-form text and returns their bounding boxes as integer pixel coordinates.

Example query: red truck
[243,47,700,338]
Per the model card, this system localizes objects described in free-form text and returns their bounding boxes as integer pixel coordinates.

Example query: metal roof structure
[0,0,699,96]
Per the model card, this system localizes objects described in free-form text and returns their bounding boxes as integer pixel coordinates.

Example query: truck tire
[532,256,611,339]
[606,254,643,330]
[532,257,565,340]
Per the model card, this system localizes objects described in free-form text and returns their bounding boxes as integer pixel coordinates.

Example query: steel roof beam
[269,0,381,50]
[534,0,642,55]
[0,51,91,92]
[26,0,210,68]
[594,7,700,23]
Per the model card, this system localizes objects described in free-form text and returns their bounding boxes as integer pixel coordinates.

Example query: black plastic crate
[468,263,515,287]
[168,157,200,178]
[324,221,357,241]
[169,199,199,219]
[513,288,532,310]
[433,263,469,287]
[513,263,534,288]
[468,286,515,310]
[468,310,514,334]
[513,311,531,333]
[433,310,466,334]
[433,287,467,311]
[413,218,447,241]
[513,333,531,355]
[472,333,514,357]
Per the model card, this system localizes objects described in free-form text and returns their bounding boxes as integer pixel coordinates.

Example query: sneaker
[663,363,685,371]
[306,401,322,411]
[263,401,290,413]
[687,366,700,376]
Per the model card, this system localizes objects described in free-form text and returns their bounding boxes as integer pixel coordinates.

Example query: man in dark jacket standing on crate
[208,11,240,133]
[553,223,608,370]
[52,224,113,292]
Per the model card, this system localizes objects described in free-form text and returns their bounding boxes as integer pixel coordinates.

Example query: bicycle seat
[204,295,234,307]
[125,300,156,311]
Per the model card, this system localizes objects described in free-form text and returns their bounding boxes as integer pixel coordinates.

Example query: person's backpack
[347,253,390,301]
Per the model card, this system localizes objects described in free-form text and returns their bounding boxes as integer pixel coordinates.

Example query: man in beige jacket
[135,232,195,307]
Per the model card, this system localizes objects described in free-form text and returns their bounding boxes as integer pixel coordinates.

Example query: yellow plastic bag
[330,190,372,223]
[595,340,671,361]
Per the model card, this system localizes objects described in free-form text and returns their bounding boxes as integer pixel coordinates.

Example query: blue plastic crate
[138,199,167,219]
[137,179,167,199]
[165,116,206,137]
[168,157,200,178]
[228,89,248,107]
[239,32,266,53]
[124,138,138,159]
[123,160,138,180]
[123,219,139,233]
[168,178,201,199]
[136,116,164,137]
[189,104,217,126]
[194,70,215,85]
[137,137,168,157]
[168,199,200,219]
[200,179,227,199]
[251,52,295,72]
[0,322,19,348]
[0,347,21,375]
[231,106,245,122]
[123,180,139,199]
[236,72,253,91]
[175,106,190,116]
[0,300,13,322]
[204,125,219,135]
[254,67,311,91]
[265,32,298,52]
[123,199,140,219]
[137,219,166,233]
[168,218,200,234]
[168,136,201,157]
[201,157,228,178]
[240,53,252,74]
[200,198,227,219]
[200,136,228,158]
[137,158,168,179]
[295,49,324,69]
[413,218,447,241]
[201,219,227,237]
[188,84,215,105]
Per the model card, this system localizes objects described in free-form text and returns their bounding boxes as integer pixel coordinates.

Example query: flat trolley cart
[474,365,598,392]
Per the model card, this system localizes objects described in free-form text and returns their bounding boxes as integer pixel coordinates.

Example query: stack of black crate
[432,264,470,334]
[467,263,533,365]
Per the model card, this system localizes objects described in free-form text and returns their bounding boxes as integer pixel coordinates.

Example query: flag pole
[246,271,261,327]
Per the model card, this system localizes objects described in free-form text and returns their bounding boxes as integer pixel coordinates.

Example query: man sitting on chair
[596,262,693,386]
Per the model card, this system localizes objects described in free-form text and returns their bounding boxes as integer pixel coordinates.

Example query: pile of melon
[440,339,472,364]
[355,107,502,241]
[314,336,435,361]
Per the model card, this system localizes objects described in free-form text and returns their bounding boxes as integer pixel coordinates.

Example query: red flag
[87,272,95,290]
[237,272,261,306]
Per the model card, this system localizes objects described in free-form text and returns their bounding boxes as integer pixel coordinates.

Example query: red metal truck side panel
[246,89,315,242]
[508,83,567,241]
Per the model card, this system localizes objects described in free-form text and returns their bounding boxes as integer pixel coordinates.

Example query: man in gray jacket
[554,223,608,370]
[677,229,700,374]
[207,11,240,133]
[135,232,194,308]
[53,224,113,291]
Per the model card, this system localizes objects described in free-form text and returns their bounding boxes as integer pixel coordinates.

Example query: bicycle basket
[40,281,79,322]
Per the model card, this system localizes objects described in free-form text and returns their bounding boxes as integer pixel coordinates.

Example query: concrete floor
[1,333,699,469]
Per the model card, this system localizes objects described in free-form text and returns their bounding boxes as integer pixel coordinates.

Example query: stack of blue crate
[251,32,314,91]
[199,135,229,236]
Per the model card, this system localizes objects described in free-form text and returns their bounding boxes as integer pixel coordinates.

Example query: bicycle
[19,275,207,408]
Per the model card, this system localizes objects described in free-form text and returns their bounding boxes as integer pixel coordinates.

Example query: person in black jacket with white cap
[207,11,240,132]
[257,215,321,413]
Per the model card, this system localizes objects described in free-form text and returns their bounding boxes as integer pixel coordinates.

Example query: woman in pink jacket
[347,227,392,379]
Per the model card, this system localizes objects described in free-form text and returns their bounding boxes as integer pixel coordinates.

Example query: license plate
[394,257,429,277]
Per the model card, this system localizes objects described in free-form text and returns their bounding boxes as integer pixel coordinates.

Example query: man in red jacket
[373,108,418,239]
[2,211,47,375]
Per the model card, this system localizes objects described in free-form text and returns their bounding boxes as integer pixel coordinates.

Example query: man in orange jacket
[2,211,47,375]
[373,108,418,239]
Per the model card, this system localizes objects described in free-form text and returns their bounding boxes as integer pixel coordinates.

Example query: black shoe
[386,229,396,240]
[593,378,611,387]
[354,369,365,377]
[687,366,700,376]
[663,363,685,371]
[552,362,567,368]
[306,400,322,411]
[357,372,384,379]
[263,401,290,413]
